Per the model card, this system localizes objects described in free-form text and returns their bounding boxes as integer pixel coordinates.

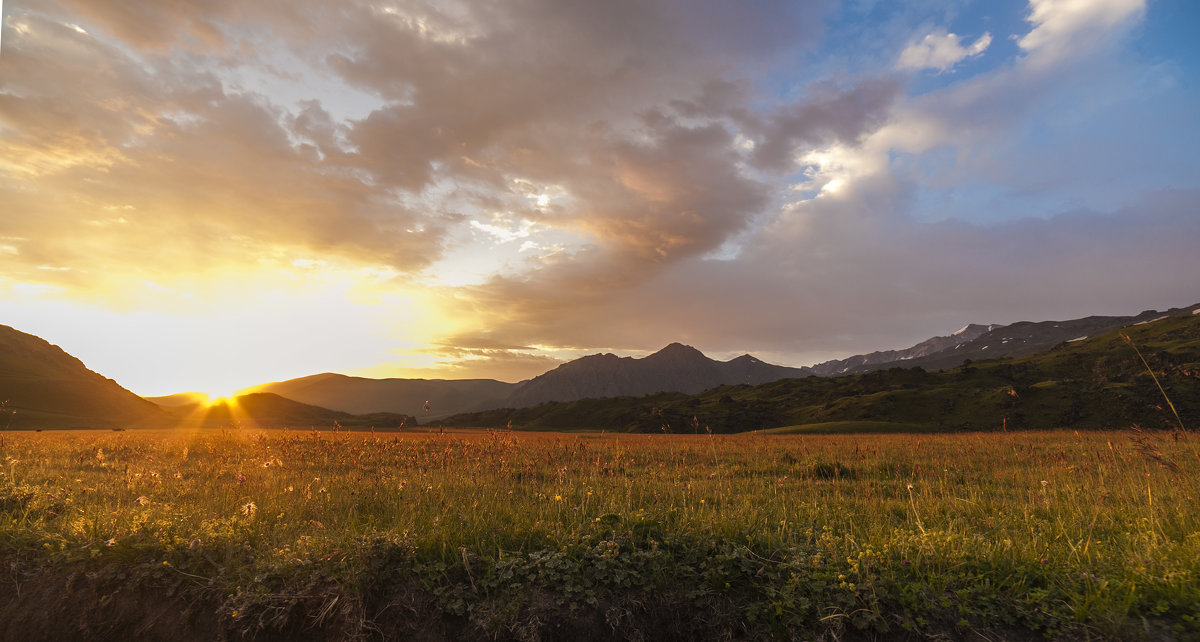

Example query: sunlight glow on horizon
[0,264,476,397]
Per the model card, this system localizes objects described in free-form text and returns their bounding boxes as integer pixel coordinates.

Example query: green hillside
[439,314,1200,433]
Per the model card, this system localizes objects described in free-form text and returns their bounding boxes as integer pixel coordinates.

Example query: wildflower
[553,494,562,502]
[236,474,246,485]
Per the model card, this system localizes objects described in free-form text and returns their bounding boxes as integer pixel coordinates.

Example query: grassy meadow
[1,427,1199,640]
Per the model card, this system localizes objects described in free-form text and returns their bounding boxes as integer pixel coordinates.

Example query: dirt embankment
[1,565,223,641]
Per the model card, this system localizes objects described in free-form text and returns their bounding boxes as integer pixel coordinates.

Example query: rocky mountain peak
[644,342,707,362]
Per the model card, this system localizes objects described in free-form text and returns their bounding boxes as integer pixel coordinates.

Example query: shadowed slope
[248,373,516,420]
[0,324,167,429]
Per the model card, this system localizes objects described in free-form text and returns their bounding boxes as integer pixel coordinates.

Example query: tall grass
[1,428,1198,638]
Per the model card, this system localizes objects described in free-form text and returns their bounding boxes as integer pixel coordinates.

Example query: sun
[203,386,246,406]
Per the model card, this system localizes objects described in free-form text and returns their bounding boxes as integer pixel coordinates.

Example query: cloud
[800,0,1159,221]
[363,339,566,383]
[416,0,1196,371]
[0,7,451,300]
[1019,0,1145,62]
[424,91,904,351]
[1,0,1196,389]
[45,0,330,53]
[2,1,846,298]
[897,29,992,73]
[469,186,1200,365]
[746,79,903,172]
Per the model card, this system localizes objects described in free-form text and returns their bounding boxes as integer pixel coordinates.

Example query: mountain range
[807,324,998,376]
[2,302,1197,430]
[892,308,1199,371]
[250,304,1200,417]
[503,342,813,407]
[249,342,814,418]
[440,310,1200,433]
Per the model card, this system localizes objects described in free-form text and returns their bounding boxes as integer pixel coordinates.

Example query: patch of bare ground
[0,565,1054,642]
[0,562,457,641]
[1,564,221,641]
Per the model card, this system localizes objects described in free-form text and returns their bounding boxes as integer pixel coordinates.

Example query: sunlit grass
[1,428,1198,638]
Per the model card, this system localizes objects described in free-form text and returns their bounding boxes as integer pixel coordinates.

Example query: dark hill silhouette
[0,324,167,429]
[248,373,515,420]
[502,342,813,407]
[194,392,414,429]
[144,392,210,407]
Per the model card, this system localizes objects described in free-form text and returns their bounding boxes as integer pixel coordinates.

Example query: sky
[1,0,1198,398]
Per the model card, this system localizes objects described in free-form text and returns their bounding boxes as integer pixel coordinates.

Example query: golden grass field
[2,426,1198,639]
